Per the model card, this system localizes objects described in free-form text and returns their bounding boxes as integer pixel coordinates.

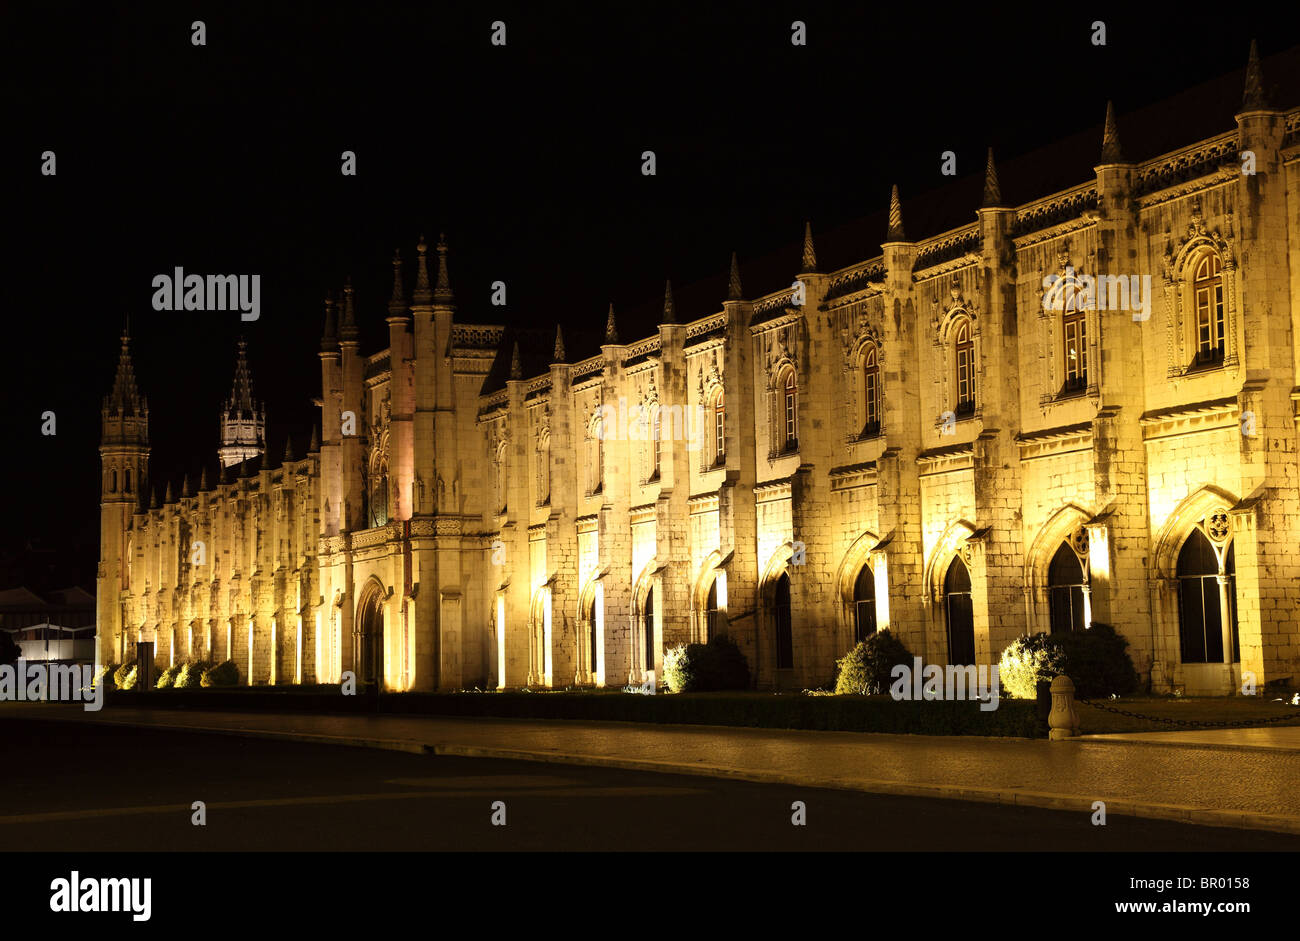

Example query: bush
[175,660,213,689]
[93,663,120,690]
[997,623,1139,700]
[662,644,691,692]
[1056,622,1139,699]
[201,660,240,687]
[156,664,182,689]
[834,629,914,695]
[661,637,750,692]
[114,663,138,691]
[998,633,1068,700]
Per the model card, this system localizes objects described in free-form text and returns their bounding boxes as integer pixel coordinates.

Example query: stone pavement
[7,703,1300,834]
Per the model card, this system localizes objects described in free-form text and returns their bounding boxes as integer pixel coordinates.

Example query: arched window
[125,469,133,493]
[1193,252,1225,366]
[1177,529,1239,663]
[583,593,597,682]
[781,369,798,450]
[713,390,726,465]
[588,419,603,495]
[773,572,793,669]
[1047,542,1086,633]
[954,320,976,415]
[944,557,975,665]
[705,578,719,642]
[862,346,881,437]
[110,469,118,493]
[853,565,876,642]
[650,407,661,480]
[643,586,656,673]
[1062,305,1087,393]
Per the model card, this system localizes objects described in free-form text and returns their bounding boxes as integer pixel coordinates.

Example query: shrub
[175,660,213,689]
[156,664,182,689]
[661,637,751,692]
[201,660,240,687]
[115,664,138,691]
[998,633,1068,700]
[93,663,120,690]
[834,629,914,695]
[662,644,691,693]
[1056,622,1139,699]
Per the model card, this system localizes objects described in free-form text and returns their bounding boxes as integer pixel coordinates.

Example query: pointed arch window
[649,407,661,481]
[1062,305,1088,393]
[853,565,876,642]
[1177,528,1239,663]
[773,573,794,669]
[954,320,976,415]
[1193,252,1225,366]
[587,419,604,496]
[125,469,133,493]
[1047,542,1087,633]
[861,345,881,437]
[713,390,726,465]
[705,578,720,642]
[944,557,975,666]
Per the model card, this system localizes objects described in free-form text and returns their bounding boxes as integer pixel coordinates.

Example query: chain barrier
[1076,695,1300,729]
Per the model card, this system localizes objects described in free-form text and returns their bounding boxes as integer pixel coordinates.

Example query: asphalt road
[2,719,1298,851]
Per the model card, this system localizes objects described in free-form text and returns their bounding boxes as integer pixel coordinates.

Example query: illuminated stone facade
[99,57,1300,695]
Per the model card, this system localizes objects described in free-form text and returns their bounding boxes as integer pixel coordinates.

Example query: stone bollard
[1048,674,1080,740]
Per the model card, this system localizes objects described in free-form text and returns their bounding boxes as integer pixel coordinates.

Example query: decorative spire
[164,481,173,504]
[510,340,523,379]
[434,234,454,304]
[553,324,566,362]
[103,331,145,418]
[320,291,339,353]
[413,235,433,304]
[886,185,905,241]
[200,466,209,491]
[181,474,191,498]
[283,435,295,463]
[339,277,359,342]
[237,458,249,479]
[1100,101,1123,163]
[663,279,676,323]
[308,424,320,453]
[800,222,817,274]
[727,252,744,300]
[151,486,161,510]
[1242,39,1269,111]
[605,303,619,344]
[982,148,1002,208]
[388,249,406,317]
[226,338,256,418]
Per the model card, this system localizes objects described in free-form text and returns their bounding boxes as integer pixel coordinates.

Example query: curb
[16,711,1300,837]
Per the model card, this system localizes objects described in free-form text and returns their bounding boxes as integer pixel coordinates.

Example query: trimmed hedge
[176,660,213,689]
[114,663,138,691]
[107,687,1041,736]
[156,664,182,689]
[93,663,120,690]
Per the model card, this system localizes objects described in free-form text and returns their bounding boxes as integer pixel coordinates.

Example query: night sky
[1,1,1286,588]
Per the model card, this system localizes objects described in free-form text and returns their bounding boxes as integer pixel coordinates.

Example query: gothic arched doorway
[355,586,385,688]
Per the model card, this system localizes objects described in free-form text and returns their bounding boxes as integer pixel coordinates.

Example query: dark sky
[1,1,1288,587]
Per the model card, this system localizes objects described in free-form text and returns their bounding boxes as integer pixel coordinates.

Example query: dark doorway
[774,573,794,669]
[705,579,719,642]
[1047,542,1087,633]
[356,589,384,687]
[944,558,975,666]
[643,586,655,673]
[853,565,876,643]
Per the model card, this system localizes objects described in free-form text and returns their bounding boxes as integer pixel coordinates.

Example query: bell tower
[97,330,150,666]
[217,337,266,468]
